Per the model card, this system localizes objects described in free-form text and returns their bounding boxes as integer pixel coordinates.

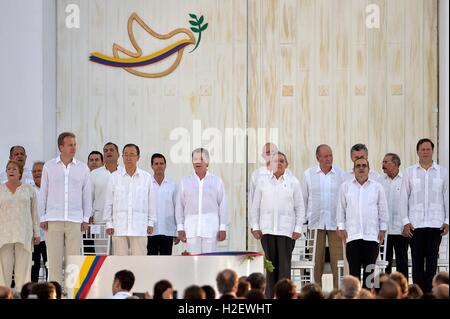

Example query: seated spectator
[432,272,449,288]
[327,288,342,299]
[153,280,173,299]
[274,279,297,299]
[357,288,374,299]
[377,279,401,299]
[202,285,216,299]
[389,272,408,298]
[20,282,35,299]
[216,269,238,299]
[371,273,389,298]
[432,284,449,299]
[236,281,251,298]
[111,270,135,299]
[0,286,13,299]
[244,289,266,299]
[50,281,62,299]
[32,282,57,299]
[298,283,324,300]
[405,284,423,299]
[183,285,206,299]
[247,272,266,293]
[341,275,361,299]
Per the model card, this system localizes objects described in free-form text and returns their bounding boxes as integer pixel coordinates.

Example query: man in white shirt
[337,158,388,288]
[0,145,34,185]
[251,152,305,298]
[31,161,47,282]
[303,144,345,289]
[40,132,92,286]
[87,151,103,172]
[91,143,120,225]
[104,144,155,256]
[344,143,380,181]
[175,148,228,254]
[400,138,449,293]
[111,270,135,299]
[147,153,178,255]
[378,153,408,278]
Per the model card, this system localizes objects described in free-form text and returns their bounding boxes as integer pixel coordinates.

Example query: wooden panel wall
[58,0,438,251]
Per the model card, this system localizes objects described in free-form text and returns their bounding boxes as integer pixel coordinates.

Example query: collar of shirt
[383,172,403,181]
[270,172,286,182]
[194,171,209,182]
[415,161,438,171]
[315,164,336,175]
[56,155,77,165]
[121,167,141,178]
[152,175,168,185]
[352,177,373,188]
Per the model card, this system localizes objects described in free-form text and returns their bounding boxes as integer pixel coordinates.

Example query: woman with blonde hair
[0,160,40,292]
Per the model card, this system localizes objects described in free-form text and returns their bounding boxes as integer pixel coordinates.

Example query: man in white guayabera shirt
[175,148,228,254]
[40,132,92,286]
[303,144,345,289]
[104,144,156,256]
[251,152,305,298]
[400,138,449,293]
[147,153,178,255]
[337,157,388,289]
[378,153,408,278]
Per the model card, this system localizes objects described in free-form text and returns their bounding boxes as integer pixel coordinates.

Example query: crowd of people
[0,131,448,299]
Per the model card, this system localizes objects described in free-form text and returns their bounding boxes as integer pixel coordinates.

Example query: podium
[65,252,264,299]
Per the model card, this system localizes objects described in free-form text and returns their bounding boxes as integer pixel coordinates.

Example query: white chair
[81,223,111,256]
[337,235,388,287]
[291,225,317,289]
[437,234,449,272]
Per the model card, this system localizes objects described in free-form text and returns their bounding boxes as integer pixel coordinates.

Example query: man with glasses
[337,158,389,288]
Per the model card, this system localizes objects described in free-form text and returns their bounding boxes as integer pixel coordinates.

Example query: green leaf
[190,27,200,33]
[200,23,208,31]
[189,13,197,19]
[198,15,204,25]
[189,20,198,26]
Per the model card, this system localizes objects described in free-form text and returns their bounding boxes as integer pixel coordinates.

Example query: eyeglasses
[355,164,368,168]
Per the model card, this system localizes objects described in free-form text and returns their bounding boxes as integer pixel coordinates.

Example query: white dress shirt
[150,176,177,237]
[40,156,92,223]
[337,178,389,243]
[175,172,228,238]
[91,166,119,224]
[32,185,46,241]
[103,167,156,236]
[249,166,293,204]
[0,167,34,185]
[378,173,403,235]
[400,162,449,228]
[303,164,345,230]
[111,291,132,299]
[251,172,305,237]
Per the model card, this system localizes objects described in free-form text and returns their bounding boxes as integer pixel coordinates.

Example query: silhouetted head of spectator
[341,275,361,299]
[371,272,389,296]
[377,279,401,299]
[389,272,408,297]
[244,289,266,299]
[433,284,449,299]
[247,272,266,293]
[20,282,35,299]
[433,272,449,288]
[32,283,57,299]
[405,284,423,299]
[183,285,206,299]
[274,279,297,299]
[236,281,251,298]
[201,285,216,299]
[299,283,324,300]
[49,281,62,299]
[327,288,342,299]
[112,270,135,295]
[216,269,238,297]
[357,288,374,299]
[153,280,173,299]
[0,286,13,299]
